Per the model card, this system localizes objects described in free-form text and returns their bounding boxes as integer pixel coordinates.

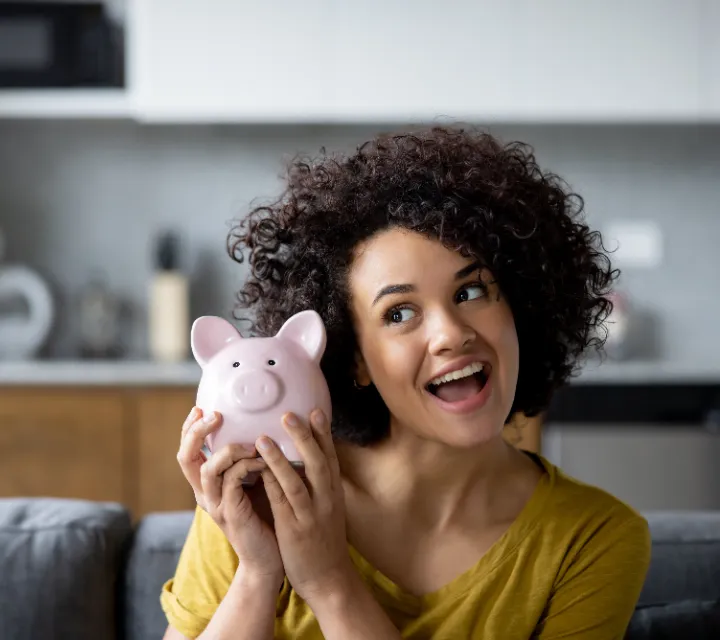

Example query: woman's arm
[257,409,402,639]
[164,568,280,640]
[534,515,652,639]
[308,570,402,640]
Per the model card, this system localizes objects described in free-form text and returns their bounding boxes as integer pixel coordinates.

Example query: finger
[222,458,269,519]
[281,412,332,495]
[309,408,340,484]
[180,406,201,444]
[259,467,294,522]
[257,435,311,519]
[200,443,258,507]
[176,411,222,493]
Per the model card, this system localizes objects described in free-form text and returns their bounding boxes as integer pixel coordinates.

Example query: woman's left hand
[256,408,355,606]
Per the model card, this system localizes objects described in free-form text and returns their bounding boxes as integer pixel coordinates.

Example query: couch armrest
[0,497,132,640]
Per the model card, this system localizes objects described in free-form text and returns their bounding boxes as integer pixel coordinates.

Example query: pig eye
[232,362,240,368]
[267,360,276,366]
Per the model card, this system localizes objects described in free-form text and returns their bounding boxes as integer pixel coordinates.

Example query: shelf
[2,359,720,388]
[0,360,200,386]
[573,360,720,385]
[0,89,131,119]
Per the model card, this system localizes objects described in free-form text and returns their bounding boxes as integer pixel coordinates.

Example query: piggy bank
[190,310,332,466]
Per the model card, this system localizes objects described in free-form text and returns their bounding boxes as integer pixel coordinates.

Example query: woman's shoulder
[529,452,649,543]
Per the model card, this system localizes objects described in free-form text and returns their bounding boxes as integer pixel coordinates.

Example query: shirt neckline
[346,452,555,613]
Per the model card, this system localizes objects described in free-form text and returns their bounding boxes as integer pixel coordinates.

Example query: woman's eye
[457,284,486,303]
[386,307,415,324]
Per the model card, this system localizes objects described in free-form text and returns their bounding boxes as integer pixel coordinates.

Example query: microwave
[0,2,123,88]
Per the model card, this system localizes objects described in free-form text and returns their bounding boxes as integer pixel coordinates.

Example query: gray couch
[0,498,718,640]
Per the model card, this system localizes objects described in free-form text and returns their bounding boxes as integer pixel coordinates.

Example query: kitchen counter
[0,360,201,386]
[572,360,720,385]
[0,359,719,386]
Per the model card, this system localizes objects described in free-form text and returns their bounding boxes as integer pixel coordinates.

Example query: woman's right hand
[176,407,284,582]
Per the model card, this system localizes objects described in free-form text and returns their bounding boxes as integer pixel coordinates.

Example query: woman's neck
[336,424,535,534]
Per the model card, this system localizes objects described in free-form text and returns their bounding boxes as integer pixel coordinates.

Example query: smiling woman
[161,126,651,640]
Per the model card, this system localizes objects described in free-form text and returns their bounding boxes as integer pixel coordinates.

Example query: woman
[161,126,651,639]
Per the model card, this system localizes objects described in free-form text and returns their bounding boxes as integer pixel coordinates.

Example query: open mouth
[425,362,490,404]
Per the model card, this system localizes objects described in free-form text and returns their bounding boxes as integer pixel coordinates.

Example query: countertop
[0,359,719,386]
[0,360,201,386]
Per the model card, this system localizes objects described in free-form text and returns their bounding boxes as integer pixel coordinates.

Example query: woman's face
[348,228,519,449]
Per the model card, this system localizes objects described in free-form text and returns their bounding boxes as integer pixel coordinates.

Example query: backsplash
[0,121,718,361]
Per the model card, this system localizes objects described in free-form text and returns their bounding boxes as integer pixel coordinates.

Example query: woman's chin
[439,423,503,450]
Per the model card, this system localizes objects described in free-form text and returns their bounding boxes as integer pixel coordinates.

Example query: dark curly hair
[228,126,618,446]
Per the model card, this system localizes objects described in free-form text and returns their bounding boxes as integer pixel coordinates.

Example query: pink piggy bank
[190,310,332,466]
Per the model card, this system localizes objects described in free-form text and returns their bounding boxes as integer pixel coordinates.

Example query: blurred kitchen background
[0,0,719,519]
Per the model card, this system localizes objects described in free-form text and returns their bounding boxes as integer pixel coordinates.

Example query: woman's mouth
[425,362,492,414]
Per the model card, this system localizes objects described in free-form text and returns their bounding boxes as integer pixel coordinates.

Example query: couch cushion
[0,498,132,640]
[124,511,194,640]
[625,599,720,639]
[638,512,720,607]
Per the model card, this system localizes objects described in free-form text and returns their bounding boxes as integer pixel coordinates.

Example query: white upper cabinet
[128,0,334,122]
[325,0,703,123]
[129,0,705,123]
[700,0,720,117]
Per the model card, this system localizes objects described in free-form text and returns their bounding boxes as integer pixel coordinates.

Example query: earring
[353,379,368,390]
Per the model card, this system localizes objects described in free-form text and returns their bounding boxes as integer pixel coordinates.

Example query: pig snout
[231,370,282,412]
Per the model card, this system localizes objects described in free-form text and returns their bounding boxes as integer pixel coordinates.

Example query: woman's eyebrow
[455,260,482,280]
[372,283,414,307]
[371,261,482,307]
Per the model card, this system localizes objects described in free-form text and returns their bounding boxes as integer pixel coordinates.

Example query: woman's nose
[427,310,476,354]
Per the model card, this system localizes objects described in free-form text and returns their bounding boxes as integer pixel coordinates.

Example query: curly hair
[227,126,618,446]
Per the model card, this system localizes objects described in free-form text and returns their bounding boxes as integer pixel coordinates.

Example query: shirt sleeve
[534,513,652,640]
[160,506,239,638]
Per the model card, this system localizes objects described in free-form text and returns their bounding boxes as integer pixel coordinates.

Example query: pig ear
[276,310,326,363]
[191,316,241,367]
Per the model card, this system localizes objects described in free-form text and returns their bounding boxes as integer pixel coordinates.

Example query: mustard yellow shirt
[161,453,651,639]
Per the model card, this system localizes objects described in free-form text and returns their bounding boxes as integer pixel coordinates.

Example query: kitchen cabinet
[0,389,128,504]
[129,0,704,123]
[0,383,541,518]
[135,389,197,516]
[128,0,333,122]
[329,0,702,123]
[701,0,720,116]
[542,423,720,511]
[0,386,197,519]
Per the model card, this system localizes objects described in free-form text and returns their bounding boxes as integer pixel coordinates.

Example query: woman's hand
[256,408,356,606]
[176,407,284,582]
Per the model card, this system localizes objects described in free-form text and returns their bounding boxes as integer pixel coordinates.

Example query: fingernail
[312,409,325,425]
[284,414,299,428]
[203,412,216,425]
[257,437,273,451]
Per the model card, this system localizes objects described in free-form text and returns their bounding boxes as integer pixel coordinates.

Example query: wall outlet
[603,220,663,269]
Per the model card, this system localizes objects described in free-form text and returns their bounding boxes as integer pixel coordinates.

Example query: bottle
[148,232,189,363]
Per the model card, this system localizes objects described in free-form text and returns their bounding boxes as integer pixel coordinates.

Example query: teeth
[429,362,486,387]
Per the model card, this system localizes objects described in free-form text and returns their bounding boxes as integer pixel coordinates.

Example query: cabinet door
[0,388,127,504]
[129,0,332,122]
[327,0,703,122]
[543,423,720,511]
[136,388,197,516]
[701,0,720,116]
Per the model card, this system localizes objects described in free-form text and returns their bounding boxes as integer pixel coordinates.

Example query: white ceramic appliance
[0,228,55,359]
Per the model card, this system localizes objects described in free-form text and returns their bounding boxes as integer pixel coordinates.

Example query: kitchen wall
[0,121,718,360]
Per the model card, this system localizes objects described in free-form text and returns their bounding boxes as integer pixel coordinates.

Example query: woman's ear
[354,351,372,387]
